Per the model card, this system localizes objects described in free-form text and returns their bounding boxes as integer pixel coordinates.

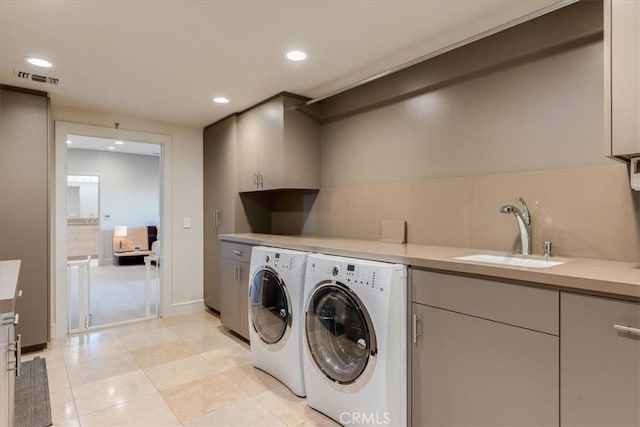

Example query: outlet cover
[380,220,406,243]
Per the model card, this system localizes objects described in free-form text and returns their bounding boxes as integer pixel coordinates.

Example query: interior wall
[67,149,160,262]
[52,105,204,323]
[321,41,608,187]
[304,37,640,262]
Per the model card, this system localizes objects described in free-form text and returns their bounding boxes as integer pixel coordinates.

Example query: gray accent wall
[301,2,640,263]
[321,40,607,187]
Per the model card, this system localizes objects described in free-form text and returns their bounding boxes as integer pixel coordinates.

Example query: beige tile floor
[23,311,340,427]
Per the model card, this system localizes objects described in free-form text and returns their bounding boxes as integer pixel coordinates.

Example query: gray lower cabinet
[411,269,559,427]
[219,241,252,340]
[1,310,17,427]
[561,292,640,427]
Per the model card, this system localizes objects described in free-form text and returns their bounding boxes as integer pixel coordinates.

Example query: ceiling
[0,0,561,128]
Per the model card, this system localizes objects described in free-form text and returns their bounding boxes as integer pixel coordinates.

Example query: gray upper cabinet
[203,115,239,312]
[606,0,640,158]
[411,269,559,427]
[561,292,640,427]
[0,86,49,350]
[237,94,320,192]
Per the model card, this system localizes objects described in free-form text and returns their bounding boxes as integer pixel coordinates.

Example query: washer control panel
[309,260,391,295]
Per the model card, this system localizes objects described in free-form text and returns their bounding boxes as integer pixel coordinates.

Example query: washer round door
[305,282,377,391]
[250,267,292,348]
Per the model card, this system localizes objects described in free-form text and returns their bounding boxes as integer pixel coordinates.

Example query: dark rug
[15,356,52,427]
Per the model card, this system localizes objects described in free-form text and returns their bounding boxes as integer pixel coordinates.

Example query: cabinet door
[204,116,237,311]
[256,97,285,191]
[282,95,321,189]
[610,0,640,156]
[0,315,9,427]
[561,292,640,426]
[0,88,49,348]
[411,303,559,426]
[67,227,79,257]
[77,227,96,257]
[90,226,98,256]
[219,258,240,333]
[238,262,250,340]
[237,97,284,191]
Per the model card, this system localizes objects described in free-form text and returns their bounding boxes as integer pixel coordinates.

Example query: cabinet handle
[1,313,18,326]
[214,209,222,228]
[613,324,640,336]
[254,173,259,189]
[232,250,243,256]
[237,267,242,282]
[16,290,22,297]
[8,334,21,376]
[258,173,264,190]
[412,314,420,344]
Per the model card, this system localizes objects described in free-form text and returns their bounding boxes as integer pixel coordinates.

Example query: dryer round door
[250,267,292,349]
[305,282,377,391]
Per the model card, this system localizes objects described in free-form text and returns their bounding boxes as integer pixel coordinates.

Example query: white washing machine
[249,246,309,397]
[302,254,407,426]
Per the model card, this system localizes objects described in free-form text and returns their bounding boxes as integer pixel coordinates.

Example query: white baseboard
[164,299,205,317]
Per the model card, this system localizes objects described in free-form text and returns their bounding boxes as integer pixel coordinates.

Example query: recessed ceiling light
[108,146,115,150]
[213,97,229,104]
[286,50,307,61]
[66,140,72,145]
[115,141,124,145]
[25,57,53,68]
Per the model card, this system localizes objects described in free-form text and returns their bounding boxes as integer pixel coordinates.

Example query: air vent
[14,69,59,85]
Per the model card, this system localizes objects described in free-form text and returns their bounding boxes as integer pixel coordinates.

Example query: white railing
[66,256,91,333]
[144,255,161,319]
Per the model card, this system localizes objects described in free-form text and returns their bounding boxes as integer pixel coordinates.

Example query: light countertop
[219,233,640,300]
[0,260,20,313]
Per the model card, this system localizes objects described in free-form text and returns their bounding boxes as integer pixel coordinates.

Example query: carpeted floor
[68,261,159,329]
[15,356,52,427]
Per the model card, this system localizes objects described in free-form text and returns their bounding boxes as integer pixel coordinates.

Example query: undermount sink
[454,254,565,268]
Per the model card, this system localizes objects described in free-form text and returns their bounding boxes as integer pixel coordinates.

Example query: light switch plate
[183,216,192,229]
[380,220,407,243]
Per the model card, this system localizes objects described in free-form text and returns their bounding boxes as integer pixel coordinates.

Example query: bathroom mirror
[67,175,99,222]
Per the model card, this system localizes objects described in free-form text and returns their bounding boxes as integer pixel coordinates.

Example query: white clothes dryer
[249,246,309,397]
[302,254,407,426]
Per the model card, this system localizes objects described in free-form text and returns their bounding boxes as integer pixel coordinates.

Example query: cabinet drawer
[411,269,558,335]
[220,241,253,263]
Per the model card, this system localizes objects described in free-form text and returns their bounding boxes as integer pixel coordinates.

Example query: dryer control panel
[264,251,294,271]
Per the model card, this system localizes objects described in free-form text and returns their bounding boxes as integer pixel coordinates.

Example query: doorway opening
[65,135,162,332]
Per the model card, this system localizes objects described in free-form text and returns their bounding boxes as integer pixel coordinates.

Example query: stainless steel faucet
[499,197,531,255]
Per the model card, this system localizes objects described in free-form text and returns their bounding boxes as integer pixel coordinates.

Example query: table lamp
[114,225,128,252]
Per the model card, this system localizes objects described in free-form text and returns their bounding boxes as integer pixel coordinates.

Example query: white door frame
[53,121,172,338]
